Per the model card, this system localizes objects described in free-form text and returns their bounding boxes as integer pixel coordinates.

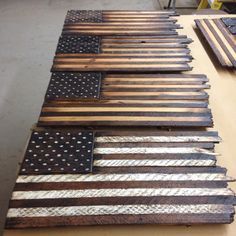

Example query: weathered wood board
[39,73,212,127]
[195,18,236,68]
[5,128,236,228]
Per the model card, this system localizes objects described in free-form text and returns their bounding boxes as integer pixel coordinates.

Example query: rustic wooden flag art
[51,10,193,72]
[5,129,236,228]
[39,73,213,127]
[195,18,236,68]
[5,10,236,229]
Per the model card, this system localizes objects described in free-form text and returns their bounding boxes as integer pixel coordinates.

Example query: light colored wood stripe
[53,100,206,106]
[55,52,190,57]
[103,14,171,17]
[103,11,176,14]
[93,147,215,155]
[95,135,220,143]
[39,116,210,122]
[102,43,182,46]
[69,23,176,26]
[63,30,176,34]
[104,19,174,22]
[54,58,190,63]
[94,159,216,167]
[8,205,233,218]
[11,188,233,200]
[64,26,177,29]
[104,78,206,82]
[103,84,208,89]
[102,91,205,96]
[41,107,209,113]
[101,48,184,52]
[53,64,189,70]
[16,173,234,183]
[102,37,188,41]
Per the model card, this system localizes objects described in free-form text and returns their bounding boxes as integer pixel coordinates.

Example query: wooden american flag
[5,129,236,228]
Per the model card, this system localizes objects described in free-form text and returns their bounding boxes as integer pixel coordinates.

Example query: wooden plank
[195,18,236,67]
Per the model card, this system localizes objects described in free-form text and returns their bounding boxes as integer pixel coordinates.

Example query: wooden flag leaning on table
[5,129,236,228]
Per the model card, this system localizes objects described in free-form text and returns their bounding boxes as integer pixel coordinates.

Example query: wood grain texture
[195,18,236,67]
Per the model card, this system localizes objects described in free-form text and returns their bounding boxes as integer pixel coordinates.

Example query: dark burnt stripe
[38,120,213,127]
[95,130,219,137]
[105,73,207,78]
[43,102,209,108]
[101,87,207,92]
[40,111,212,117]
[14,181,228,191]
[94,142,215,149]
[100,95,209,100]
[92,166,226,174]
[93,153,217,160]
[9,196,235,208]
[5,213,234,228]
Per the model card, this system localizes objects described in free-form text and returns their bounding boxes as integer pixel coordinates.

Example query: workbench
[4,14,236,236]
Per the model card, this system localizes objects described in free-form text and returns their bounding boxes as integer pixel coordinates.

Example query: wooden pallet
[39,73,212,127]
[5,128,236,228]
[195,18,236,67]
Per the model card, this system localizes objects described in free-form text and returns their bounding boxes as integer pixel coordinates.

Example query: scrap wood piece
[5,128,235,228]
[195,18,236,67]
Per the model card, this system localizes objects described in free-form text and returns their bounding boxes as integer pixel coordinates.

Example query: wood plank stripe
[93,147,215,155]
[5,213,234,228]
[52,64,191,72]
[41,107,210,113]
[95,135,220,143]
[11,188,233,200]
[93,159,216,167]
[16,173,234,183]
[101,91,208,99]
[13,181,228,191]
[9,196,235,208]
[48,100,208,108]
[63,25,180,30]
[54,58,191,63]
[55,52,191,57]
[6,204,234,218]
[62,30,177,36]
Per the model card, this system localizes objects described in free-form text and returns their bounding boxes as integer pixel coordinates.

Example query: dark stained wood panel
[5,128,236,228]
[45,72,102,100]
[221,18,236,35]
[40,73,212,127]
[20,130,94,174]
[195,18,236,68]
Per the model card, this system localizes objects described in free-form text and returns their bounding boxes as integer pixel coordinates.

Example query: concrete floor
[0,0,196,234]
